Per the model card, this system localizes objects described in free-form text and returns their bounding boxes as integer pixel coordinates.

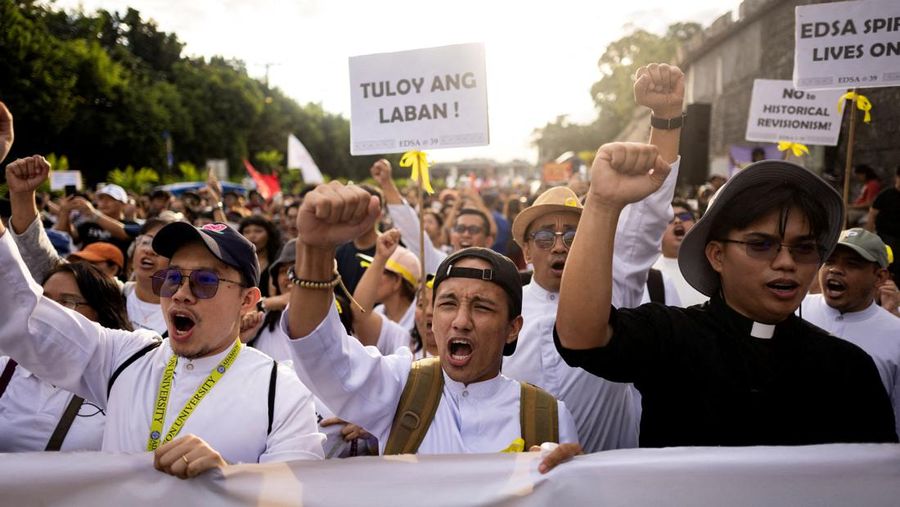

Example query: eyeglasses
[452,224,484,236]
[718,237,822,264]
[529,229,576,250]
[150,268,244,299]
[671,211,695,223]
[52,295,89,310]
[134,235,155,249]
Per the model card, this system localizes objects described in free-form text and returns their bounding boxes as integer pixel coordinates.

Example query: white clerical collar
[750,321,776,339]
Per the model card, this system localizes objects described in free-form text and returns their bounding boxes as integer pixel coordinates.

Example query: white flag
[287,134,324,184]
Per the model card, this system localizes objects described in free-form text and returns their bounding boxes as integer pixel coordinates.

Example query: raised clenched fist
[634,63,685,119]
[587,142,671,209]
[5,155,50,194]
[370,159,393,187]
[297,181,381,249]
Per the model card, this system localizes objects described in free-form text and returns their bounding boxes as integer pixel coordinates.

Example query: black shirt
[335,241,376,295]
[554,293,898,447]
[872,187,900,240]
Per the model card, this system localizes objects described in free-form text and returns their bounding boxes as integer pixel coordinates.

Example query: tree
[532,21,701,162]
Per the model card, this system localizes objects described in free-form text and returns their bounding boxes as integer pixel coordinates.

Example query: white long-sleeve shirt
[0,358,105,452]
[800,295,900,437]
[0,232,324,463]
[502,159,682,452]
[283,304,578,454]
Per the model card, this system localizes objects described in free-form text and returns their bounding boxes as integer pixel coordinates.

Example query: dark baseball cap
[153,222,260,287]
[433,247,522,355]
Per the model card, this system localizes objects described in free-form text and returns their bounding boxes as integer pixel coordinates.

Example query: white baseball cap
[96,184,128,203]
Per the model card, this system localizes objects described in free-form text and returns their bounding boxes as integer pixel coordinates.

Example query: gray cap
[678,160,844,297]
[836,228,892,268]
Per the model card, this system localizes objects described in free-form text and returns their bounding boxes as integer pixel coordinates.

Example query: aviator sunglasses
[151,268,244,299]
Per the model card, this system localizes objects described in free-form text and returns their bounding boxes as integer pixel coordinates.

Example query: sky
[52,0,742,163]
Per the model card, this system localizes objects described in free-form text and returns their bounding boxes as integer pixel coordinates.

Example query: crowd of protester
[0,62,898,483]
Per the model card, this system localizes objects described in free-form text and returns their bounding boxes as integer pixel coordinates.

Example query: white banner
[287,133,325,184]
[349,43,489,155]
[48,170,83,191]
[793,0,900,90]
[745,79,844,146]
[1,445,898,506]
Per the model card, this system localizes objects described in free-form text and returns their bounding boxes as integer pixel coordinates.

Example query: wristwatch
[650,113,685,130]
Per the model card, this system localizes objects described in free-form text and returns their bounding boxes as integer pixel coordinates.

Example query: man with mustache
[800,228,900,437]
[501,63,685,452]
[556,140,897,446]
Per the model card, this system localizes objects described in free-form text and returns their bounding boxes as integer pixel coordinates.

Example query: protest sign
[49,170,82,191]
[793,0,900,90]
[745,79,844,145]
[349,43,489,155]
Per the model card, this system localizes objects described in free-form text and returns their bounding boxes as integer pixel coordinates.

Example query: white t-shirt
[124,283,167,334]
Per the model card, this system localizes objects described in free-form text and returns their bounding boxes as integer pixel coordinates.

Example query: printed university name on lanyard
[146,339,242,451]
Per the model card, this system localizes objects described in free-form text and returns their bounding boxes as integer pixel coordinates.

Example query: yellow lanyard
[146,339,242,451]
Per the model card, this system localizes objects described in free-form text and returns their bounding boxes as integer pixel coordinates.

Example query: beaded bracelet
[287,266,365,313]
[287,266,342,289]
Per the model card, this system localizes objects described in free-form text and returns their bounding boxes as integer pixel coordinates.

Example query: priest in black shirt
[555,141,897,447]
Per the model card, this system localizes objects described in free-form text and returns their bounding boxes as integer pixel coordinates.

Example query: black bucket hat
[678,160,843,297]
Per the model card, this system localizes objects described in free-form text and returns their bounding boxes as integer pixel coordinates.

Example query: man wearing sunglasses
[371,160,495,275]
[556,141,897,446]
[499,63,686,453]
[643,200,707,307]
[0,207,324,476]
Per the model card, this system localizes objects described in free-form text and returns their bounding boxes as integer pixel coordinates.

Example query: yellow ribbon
[500,438,525,453]
[777,141,810,157]
[838,92,872,123]
[357,254,419,286]
[887,245,894,265]
[399,151,434,194]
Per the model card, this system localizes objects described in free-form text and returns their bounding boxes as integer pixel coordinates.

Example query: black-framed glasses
[671,211,695,223]
[453,224,484,236]
[529,229,577,250]
[151,268,244,299]
[718,237,822,264]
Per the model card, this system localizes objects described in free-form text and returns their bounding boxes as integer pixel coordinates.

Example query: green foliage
[532,21,702,162]
[106,165,159,194]
[0,0,380,191]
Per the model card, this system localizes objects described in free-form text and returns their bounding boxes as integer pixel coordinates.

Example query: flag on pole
[288,134,325,184]
[243,159,281,201]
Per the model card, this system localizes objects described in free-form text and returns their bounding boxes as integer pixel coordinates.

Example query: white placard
[793,0,900,90]
[745,79,845,146]
[49,170,82,191]
[349,43,489,155]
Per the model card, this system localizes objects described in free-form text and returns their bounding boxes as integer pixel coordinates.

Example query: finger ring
[182,455,189,465]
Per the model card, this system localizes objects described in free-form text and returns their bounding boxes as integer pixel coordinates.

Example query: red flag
[243,159,281,200]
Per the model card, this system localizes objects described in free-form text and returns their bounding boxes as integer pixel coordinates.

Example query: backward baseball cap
[152,222,260,287]
[432,247,522,355]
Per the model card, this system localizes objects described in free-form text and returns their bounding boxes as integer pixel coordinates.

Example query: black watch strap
[650,113,685,130]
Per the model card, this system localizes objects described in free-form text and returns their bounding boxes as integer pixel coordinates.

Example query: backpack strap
[383,357,443,455]
[647,268,665,304]
[267,360,277,435]
[107,339,162,398]
[0,359,17,400]
[45,395,85,451]
[519,382,559,450]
